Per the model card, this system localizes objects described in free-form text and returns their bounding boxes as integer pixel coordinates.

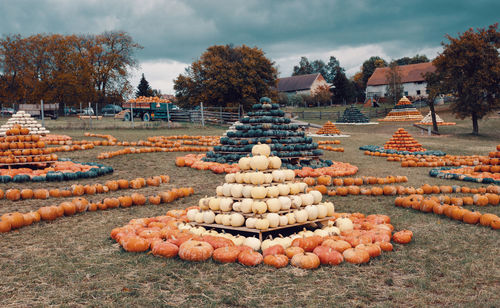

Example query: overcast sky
[1,0,498,94]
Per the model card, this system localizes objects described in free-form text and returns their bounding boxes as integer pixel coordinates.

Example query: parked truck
[121,99,175,122]
[19,103,59,119]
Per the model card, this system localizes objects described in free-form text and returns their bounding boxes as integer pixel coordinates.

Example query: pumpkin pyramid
[337,105,369,123]
[206,97,328,169]
[379,96,423,122]
[0,124,58,167]
[316,121,342,135]
[0,110,50,136]
[418,111,456,126]
[383,128,426,152]
[189,143,336,238]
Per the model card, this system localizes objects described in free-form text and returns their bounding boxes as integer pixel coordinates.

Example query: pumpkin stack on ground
[316,121,342,135]
[378,96,424,122]
[188,143,337,240]
[0,110,50,136]
[336,105,370,124]
[205,97,331,170]
[429,144,500,184]
[418,111,456,126]
[383,128,426,152]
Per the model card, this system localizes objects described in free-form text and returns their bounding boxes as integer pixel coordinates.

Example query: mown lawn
[0,116,499,307]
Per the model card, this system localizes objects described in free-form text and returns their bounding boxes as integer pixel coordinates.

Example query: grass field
[1,115,499,307]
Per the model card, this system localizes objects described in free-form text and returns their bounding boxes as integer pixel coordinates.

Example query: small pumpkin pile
[383,128,425,152]
[111,210,412,269]
[0,187,194,233]
[316,121,342,135]
[395,194,499,230]
[0,175,170,201]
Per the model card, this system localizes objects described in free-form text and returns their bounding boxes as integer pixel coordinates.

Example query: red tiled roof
[277,73,321,92]
[366,62,436,86]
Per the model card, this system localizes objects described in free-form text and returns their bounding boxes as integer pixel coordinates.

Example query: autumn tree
[136,73,153,97]
[312,84,332,106]
[174,44,278,109]
[394,54,430,66]
[431,23,500,135]
[385,61,404,105]
[360,56,387,88]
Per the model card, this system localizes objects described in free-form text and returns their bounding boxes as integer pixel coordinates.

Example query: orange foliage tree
[174,44,278,109]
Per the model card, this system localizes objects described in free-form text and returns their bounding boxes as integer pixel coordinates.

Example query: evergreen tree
[136,73,153,97]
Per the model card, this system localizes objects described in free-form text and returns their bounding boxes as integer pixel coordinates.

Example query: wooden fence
[290,108,392,121]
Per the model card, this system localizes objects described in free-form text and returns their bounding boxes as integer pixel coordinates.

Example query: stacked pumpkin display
[0,124,57,166]
[379,96,424,122]
[188,143,336,237]
[383,128,426,152]
[205,97,329,170]
[0,110,50,136]
[316,121,342,135]
[336,105,370,124]
[418,111,456,126]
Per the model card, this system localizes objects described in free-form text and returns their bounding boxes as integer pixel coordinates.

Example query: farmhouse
[365,62,436,100]
[277,73,330,96]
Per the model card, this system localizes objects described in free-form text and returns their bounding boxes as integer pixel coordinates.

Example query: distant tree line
[0,31,142,109]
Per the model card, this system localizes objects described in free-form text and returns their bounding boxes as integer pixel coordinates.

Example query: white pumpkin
[221,214,232,226]
[215,214,224,224]
[284,169,296,181]
[298,229,314,237]
[298,182,308,192]
[286,212,297,225]
[309,190,322,204]
[250,172,265,185]
[178,223,191,231]
[190,226,205,236]
[243,173,252,184]
[305,205,319,220]
[240,199,253,213]
[252,143,271,157]
[208,198,220,211]
[289,183,301,195]
[266,213,280,228]
[290,195,303,208]
[323,226,340,235]
[232,201,242,212]
[314,229,329,237]
[186,209,199,221]
[234,172,244,183]
[242,185,253,198]
[268,156,282,169]
[245,217,258,229]
[266,186,280,198]
[300,193,315,206]
[216,186,223,196]
[251,186,267,199]
[295,209,308,223]
[316,204,327,218]
[221,183,232,197]
[266,198,281,213]
[230,213,245,227]
[277,184,291,196]
[250,155,269,171]
[276,236,292,249]
[264,173,273,184]
[336,217,354,232]
[261,239,275,251]
[279,215,289,226]
[244,237,261,250]
[324,202,335,216]
[203,211,216,224]
[238,157,251,170]
[230,184,244,198]
[255,218,270,230]
[252,201,267,214]
[225,173,236,183]
[194,212,204,223]
[278,196,292,210]
[199,197,210,210]
[272,170,286,183]
[219,198,233,212]
[232,235,246,246]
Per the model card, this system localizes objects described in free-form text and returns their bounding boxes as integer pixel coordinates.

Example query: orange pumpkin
[6,189,21,201]
[118,196,133,207]
[33,189,49,199]
[238,250,264,266]
[1,212,25,229]
[263,254,289,268]
[290,252,320,269]
[392,230,413,244]
[20,189,34,200]
[342,248,370,264]
[285,246,304,259]
[178,240,213,261]
[212,246,242,263]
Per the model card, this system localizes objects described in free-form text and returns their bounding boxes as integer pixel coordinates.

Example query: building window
[426,89,430,94]
[416,90,421,95]
[404,91,408,96]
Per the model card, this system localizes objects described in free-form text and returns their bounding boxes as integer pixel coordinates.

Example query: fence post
[200,102,205,127]
[166,104,170,128]
[41,100,45,128]
[320,111,322,120]
[131,102,134,128]
[89,102,92,129]
[220,106,223,124]
[238,104,241,120]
